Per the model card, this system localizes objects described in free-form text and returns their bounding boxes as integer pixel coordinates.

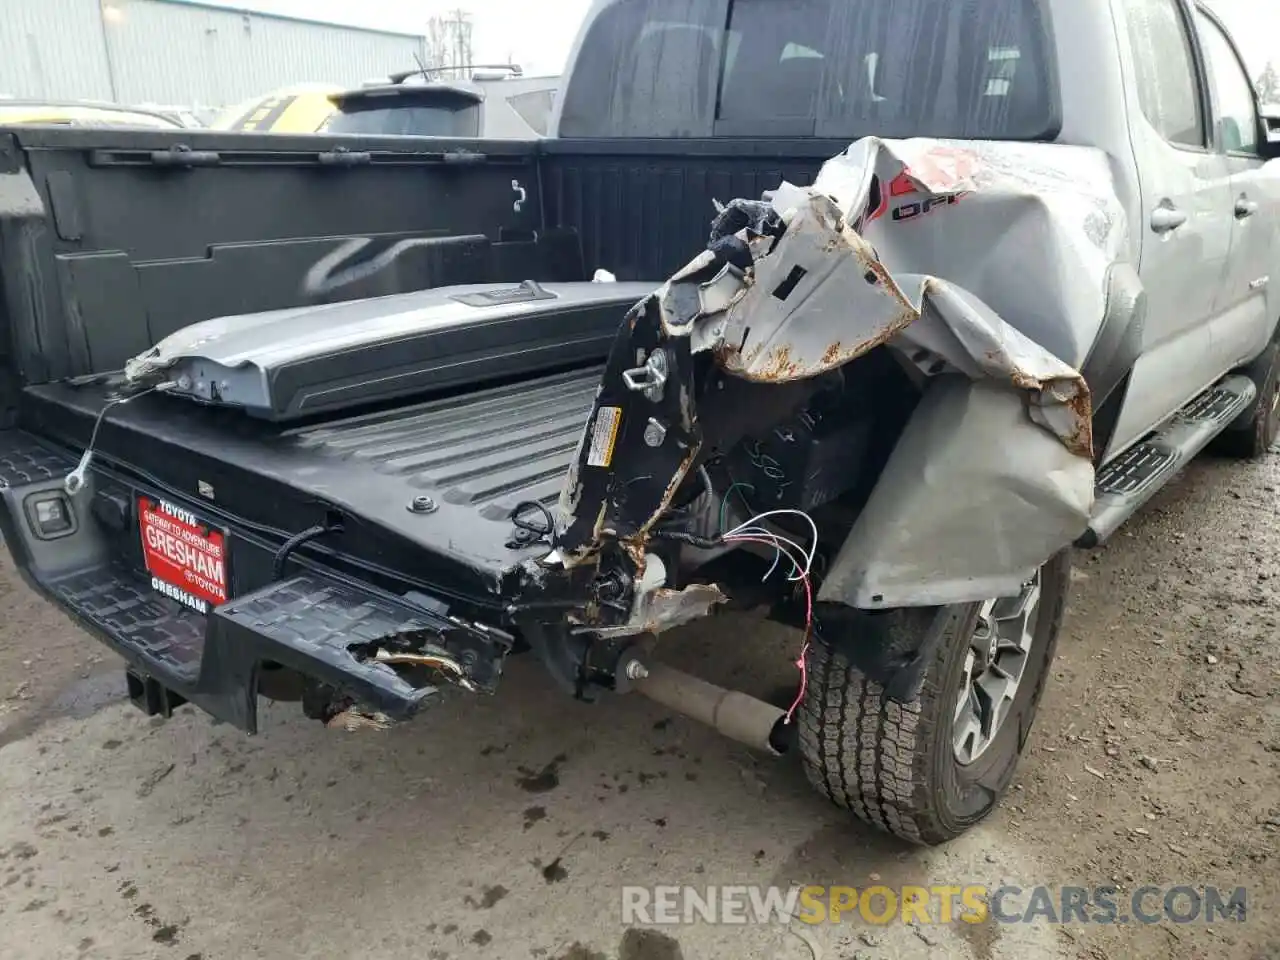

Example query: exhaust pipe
[627,660,790,756]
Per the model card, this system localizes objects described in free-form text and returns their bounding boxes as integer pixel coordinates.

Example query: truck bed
[0,126,842,736]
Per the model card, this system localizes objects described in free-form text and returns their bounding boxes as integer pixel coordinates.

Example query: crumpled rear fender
[817,373,1093,610]
[540,135,1116,632]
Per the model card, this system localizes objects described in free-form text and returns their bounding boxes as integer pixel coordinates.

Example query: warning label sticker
[586,406,622,468]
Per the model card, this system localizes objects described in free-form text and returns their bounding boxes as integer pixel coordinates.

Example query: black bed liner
[21,367,598,603]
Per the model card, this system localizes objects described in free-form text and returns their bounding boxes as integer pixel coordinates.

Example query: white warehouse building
[0,0,427,111]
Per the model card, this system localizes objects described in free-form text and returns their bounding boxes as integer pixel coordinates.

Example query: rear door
[1106,0,1235,458]
[1193,7,1280,371]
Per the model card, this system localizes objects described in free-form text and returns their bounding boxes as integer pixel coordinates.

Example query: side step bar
[1078,374,1256,548]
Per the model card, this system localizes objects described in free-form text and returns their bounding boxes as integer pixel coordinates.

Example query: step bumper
[0,429,511,732]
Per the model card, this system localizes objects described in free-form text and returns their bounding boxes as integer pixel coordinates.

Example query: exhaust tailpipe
[628,661,790,756]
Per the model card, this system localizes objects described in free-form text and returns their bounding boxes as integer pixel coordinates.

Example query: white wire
[63,382,174,497]
[727,527,808,575]
[724,509,819,563]
[724,527,811,582]
[724,508,820,572]
[723,533,807,583]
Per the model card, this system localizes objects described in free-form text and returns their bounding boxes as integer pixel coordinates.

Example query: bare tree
[424,9,474,74]
[1258,61,1280,106]
[426,15,451,70]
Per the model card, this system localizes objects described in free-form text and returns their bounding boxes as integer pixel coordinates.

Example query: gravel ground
[0,450,1276,960]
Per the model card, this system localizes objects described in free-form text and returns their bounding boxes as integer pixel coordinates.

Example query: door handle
[1150,204,1187,234]
[1235,196,1259,219]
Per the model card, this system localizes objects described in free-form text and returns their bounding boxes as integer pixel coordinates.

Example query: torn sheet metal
[707,137,1124,458]
[818,376,1092,608]
[551,136,1118,618]
[587,554,728,639]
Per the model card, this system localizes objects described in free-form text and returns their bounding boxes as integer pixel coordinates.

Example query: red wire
[722,534,814,725]
[785,572,813,725]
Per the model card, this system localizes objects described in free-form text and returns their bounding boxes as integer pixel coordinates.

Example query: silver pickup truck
[0,0,1276,848]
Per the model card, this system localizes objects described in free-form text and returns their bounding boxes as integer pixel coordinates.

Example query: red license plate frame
[138,496,228,612]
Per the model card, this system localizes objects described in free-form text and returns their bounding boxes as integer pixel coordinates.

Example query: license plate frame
[137,495,229,614]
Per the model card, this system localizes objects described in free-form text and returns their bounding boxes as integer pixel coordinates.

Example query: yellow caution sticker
[587,406,623,468]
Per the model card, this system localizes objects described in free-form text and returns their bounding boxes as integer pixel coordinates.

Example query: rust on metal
[754,344,803,382]
[1064,388,1095,459]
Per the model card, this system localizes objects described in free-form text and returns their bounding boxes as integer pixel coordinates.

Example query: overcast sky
[204,0,1276,80]
[200,0,593,76]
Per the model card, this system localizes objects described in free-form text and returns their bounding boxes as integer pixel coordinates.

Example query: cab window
[560,0,1057,140]
[1195,12,1259,153]
[1120,0,1206,148]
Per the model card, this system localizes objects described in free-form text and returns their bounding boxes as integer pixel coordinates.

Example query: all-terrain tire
[797,551,1071,846]
[1212,341,1280,459]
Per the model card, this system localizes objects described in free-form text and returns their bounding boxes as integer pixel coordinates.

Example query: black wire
[273,523,340,579]
[510,500,555,543]
[649,529,723,549]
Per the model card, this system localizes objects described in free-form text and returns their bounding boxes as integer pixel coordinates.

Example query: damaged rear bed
[2,366,606,730]
[1,136,1112,737]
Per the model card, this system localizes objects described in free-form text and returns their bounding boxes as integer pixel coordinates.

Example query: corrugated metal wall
[0,0,426,108]
[0,0,116,101]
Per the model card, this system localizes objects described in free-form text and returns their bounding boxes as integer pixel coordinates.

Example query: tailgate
[0,368,599,729]
[0,428,514,731]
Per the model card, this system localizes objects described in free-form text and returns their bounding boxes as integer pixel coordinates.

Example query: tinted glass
[325,104,481,137]
[560,0,1055,139]
[560,0,728,138]
[1122,0,1205,147]
[508,89,557,135]
[1196,13,1258,152]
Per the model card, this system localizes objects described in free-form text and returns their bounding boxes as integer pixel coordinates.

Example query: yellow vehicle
[0,100,186,129]
[211,84,342,134]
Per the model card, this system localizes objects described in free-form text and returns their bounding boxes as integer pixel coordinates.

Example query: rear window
[325,101,481,138]
[559,0,1057,139]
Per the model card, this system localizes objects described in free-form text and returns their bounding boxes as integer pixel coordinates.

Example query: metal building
[0,0,427,111]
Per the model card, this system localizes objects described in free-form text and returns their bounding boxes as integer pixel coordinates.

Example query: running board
[1078,374,1256,548]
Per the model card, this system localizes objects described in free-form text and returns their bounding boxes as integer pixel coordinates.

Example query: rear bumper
[0,429,510,732]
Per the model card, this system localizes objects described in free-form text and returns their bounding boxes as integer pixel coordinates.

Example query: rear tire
[797,551,1070,845]
[1212,341,1280,459]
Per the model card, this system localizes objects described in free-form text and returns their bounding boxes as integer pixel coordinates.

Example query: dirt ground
[0,449,1276,960]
